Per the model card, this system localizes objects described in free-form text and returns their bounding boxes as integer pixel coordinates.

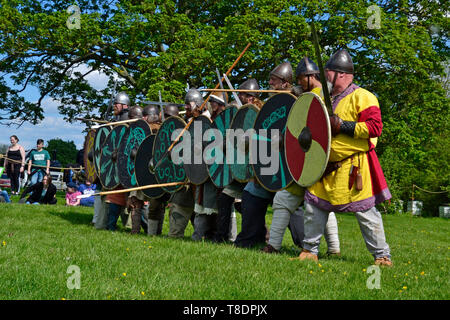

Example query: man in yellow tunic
[300,50,393,266]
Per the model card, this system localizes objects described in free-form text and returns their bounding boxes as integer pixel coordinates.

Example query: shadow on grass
[46,209,93,226]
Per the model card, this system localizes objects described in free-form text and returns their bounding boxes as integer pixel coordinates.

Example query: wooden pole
[97,181,185,196]
[200,88,291,94]
[76,118,110,124]
[153,43,252,168]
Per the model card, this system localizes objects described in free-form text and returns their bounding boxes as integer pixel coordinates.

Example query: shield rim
[284,91,331,187]
[250,92,297,193]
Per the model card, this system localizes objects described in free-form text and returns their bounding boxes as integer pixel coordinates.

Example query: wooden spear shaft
[154,42,252,167]
[200,89,291,93]
[76,118,110,123]
[76,117,139,127]
[97,181,186,196]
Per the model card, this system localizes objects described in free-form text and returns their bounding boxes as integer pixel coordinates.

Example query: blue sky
[1,64,111,151]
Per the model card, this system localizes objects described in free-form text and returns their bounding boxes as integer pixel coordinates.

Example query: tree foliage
[0,0,448,213]
[46,138,77,167]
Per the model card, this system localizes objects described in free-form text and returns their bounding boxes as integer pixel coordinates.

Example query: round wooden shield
[229,104,259,183]
[117,119,152,189]
[134,134,165,199]
[93,125,112,178]
[285,92,331,187]
[183,115,212,185]
[251,93,296,192]
[153,116,187,193]
[205,106,238,188]
[83,129,97,183]
[99,124,128,190]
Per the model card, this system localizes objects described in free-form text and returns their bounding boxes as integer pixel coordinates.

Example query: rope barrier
[411,184,448,200]
[0,154,84,171]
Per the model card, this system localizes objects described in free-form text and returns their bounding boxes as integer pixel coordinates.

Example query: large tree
[46,138,77,167]
[0,0,448,213]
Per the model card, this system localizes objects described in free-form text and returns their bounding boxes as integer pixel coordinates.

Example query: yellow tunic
[305,84,391,212]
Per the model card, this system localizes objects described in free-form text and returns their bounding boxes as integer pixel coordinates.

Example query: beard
[326,81,334,95]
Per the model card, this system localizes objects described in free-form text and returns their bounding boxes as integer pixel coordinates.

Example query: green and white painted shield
[205,106,238,188]
[153,116,187,193]
[251,93,296,192]
[118,119,152,189]
[99,125,128,190]
[229,104,259,183]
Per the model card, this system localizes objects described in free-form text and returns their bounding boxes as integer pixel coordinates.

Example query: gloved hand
[329,114,343,136]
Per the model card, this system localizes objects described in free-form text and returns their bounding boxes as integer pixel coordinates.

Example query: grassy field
[0,192,448,300]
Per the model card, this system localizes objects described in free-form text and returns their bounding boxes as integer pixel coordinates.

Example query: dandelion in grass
[363,268,366,272]
[405,273,408,276]
[141,291,145,296]
[122,273,127,277]
[420,271,425,276]
[2,241,6,246]
[402,286,407,290]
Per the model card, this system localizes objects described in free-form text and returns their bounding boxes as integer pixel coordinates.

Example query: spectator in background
[76,148,84,167]
[19,174,57,205]
[66,182,81,206]
[27,139,50,186]
[0,187,11,203]
[4,135,26,195]
[78,179,96,207]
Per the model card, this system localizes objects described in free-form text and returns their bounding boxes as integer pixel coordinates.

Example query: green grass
[0,192,449,300]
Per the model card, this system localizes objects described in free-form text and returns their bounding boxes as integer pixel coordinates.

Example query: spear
[151,42,252,172]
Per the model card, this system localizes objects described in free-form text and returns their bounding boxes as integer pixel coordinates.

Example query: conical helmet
[209,91,228,105]
[128,106,143,119]
[239,78,260,97]
[325,49,354,74]
[296,57,319,78]
[114,91,131,105]
[270,61,293,83]
[164,104,180,117]
[184,88,203,107]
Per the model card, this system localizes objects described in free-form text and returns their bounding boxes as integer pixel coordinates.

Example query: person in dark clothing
[4,135,26,195]
[19,174,57,205]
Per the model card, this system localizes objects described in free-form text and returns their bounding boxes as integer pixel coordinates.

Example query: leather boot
[374,256,393,267]
[130,210,141,234]
[290,249,318,262]
[261,244,279,254]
